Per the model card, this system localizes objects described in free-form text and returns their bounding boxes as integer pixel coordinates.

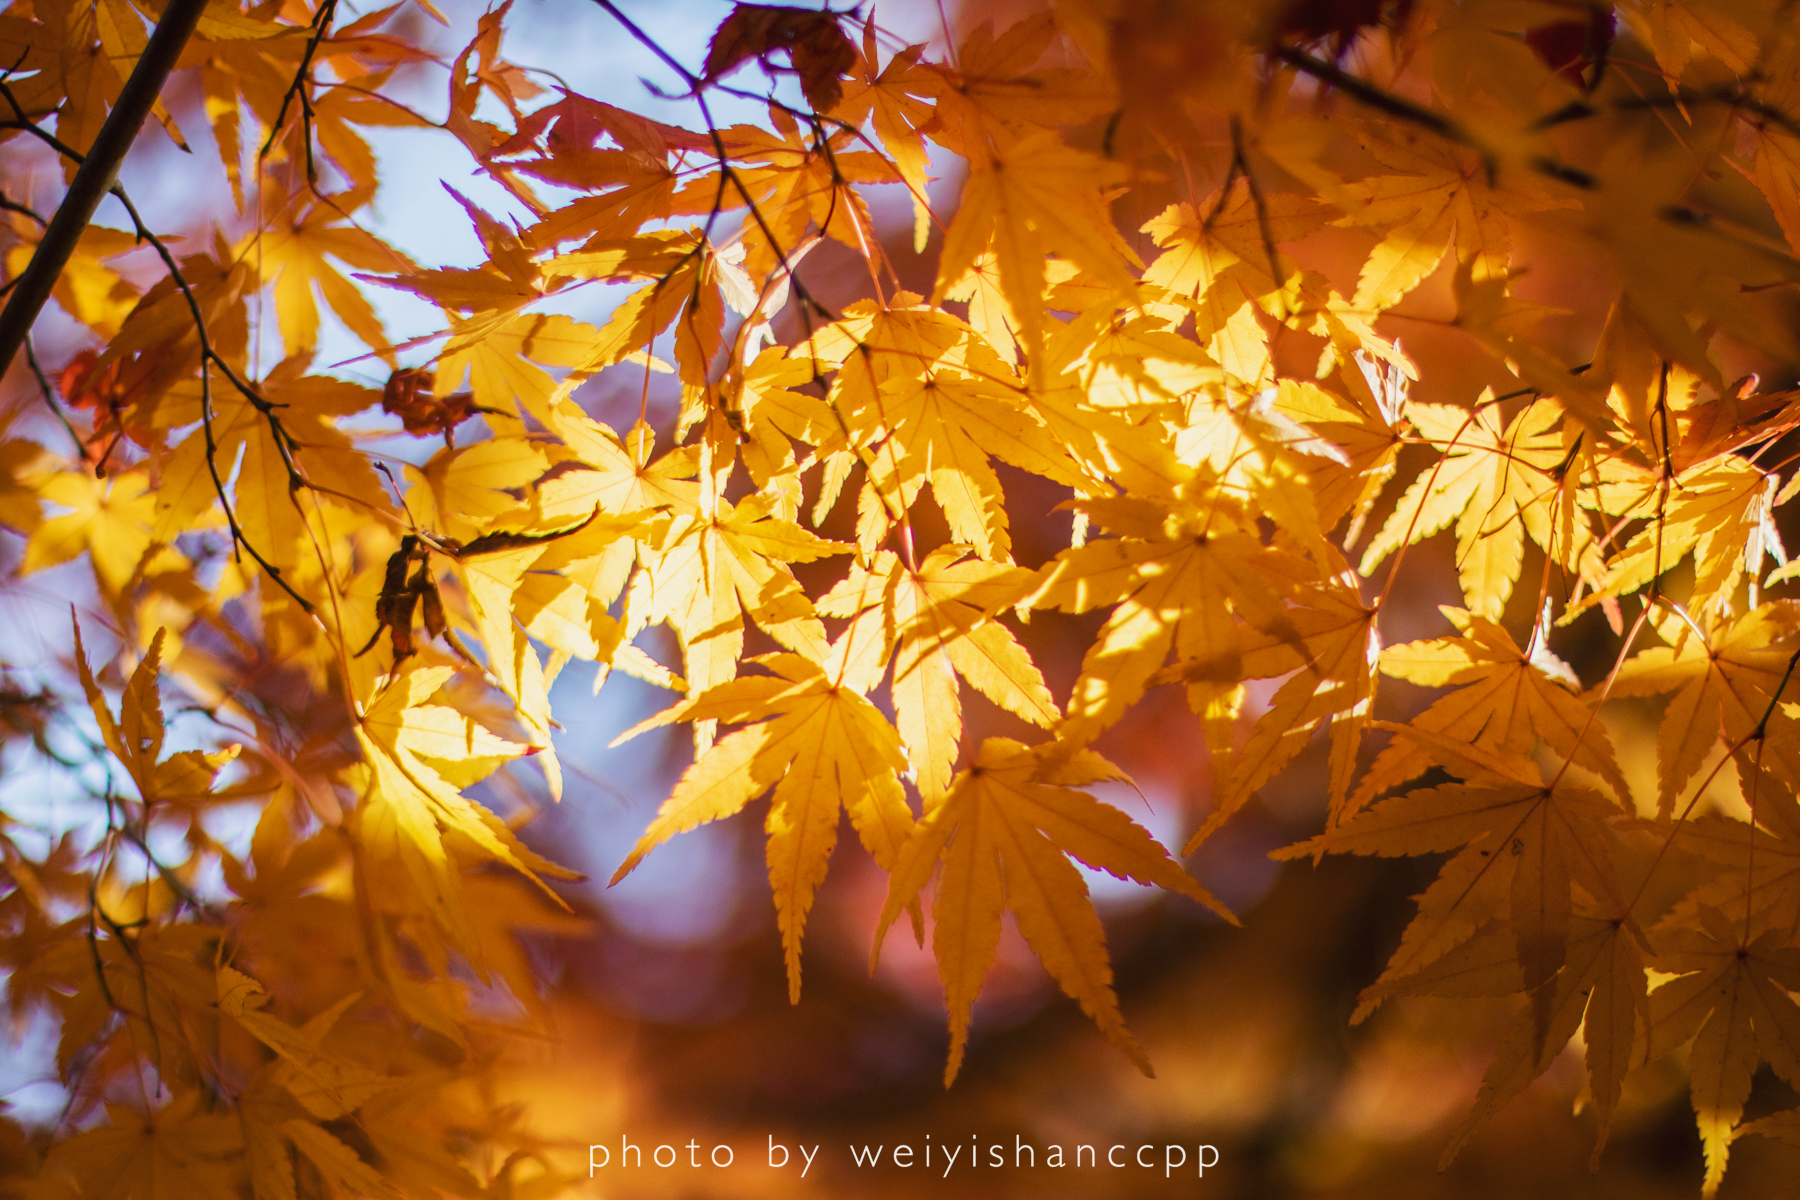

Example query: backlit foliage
[4,0,1800,1195]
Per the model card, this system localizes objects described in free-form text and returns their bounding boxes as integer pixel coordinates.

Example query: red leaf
[1524,8,1616,88]
[703,4,856,113]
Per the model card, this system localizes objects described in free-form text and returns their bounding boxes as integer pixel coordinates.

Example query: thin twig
[101,186,318,614]
[1271,43,1597,190]
[0,190,44,225]
[262,0,338,158]
[23,337,89,462]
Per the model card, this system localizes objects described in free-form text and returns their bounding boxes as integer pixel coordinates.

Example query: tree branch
[0,0,210,380]
[1271,43,1598,190]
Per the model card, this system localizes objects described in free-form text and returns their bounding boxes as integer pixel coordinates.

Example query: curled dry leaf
[703,3,857,112]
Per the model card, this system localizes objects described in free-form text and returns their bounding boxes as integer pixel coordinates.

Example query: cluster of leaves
[6,0,1800,1195]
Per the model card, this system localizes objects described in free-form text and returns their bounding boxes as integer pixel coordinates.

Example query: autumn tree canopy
[6,0,1800,1195]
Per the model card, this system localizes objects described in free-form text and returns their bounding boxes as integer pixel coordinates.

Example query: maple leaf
[354,665,578,954]
[612,650,915,1001]
[1141,187,1328,386]
[1648,909,1800,1195]
[703,4,857,113]
[1048,304,1221,416]
[875,737,1232,1083]
[430,311,606,430]
[513,92,713,247]
[454,538,584,792]
[818,547,1059,802]
[16,2,1800,1193]
[72,622,240,811]
[367,189,553,333]
[1325,120,1574,311]
[541,410,701,515]
[1026,477,1307,753]
[725,347,841,517]
[440,0,546,209]
[1747,72,1800,260]
[47,1091,241,1200]
[1350,873,1521,1026]
[834,23,940,250]
[3,224,141,340]
[925,12,1112,151]
[1179,568,1381,844]
[1269,364,1408,545]
[244,188,411,360]
[21,466,154,603]
[1434,906,1649,1171]
[151,359,390,569]
[1737,1106,1800,1155]
[1609,603,1800,816]
[627,491,847,748]
[703,109,899,284]
[403,434,549,548]
[843,354,1092,562]
[1647,805,1800,939]
[1362,397,1587,621]
[1356,606,1629,813]
[933,124,1139,369]
[1583,455,1778,619]
[1670,386,1800,478]
[539,228,726,398]
[1448,258,1624,440]
[216,967,394,1121]
[1276,727,1631,1002]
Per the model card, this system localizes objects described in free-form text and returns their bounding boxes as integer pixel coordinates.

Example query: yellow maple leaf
[432,311,604,428]
[833,23,940,251]
[701,108,898,282]
[23,465,155,604]
[1359,606,1630,813]
[611,650,914,1001]
[933,125,1138,371]
[1648,909,1800,1195]
[354,665,577,955]
[627,492,847,745]
[1141,187,1326,385]
[1276,727,1630,1001]
[925,12,1111,153]
[1027,477,1307,752]
[1328,120,1573,312]
[540,228,724,397]
[369,187,549,321]
[1182,570,1380,845]
[71,623,240,812]
[4,224,141,339]
[1361,397,1583,620]
[841,358,1092,562]
[818,547,1059,802]
[216,967,392,1121]
[876,737,1232,1083]
[1584,456,1777,620]
[1610,602,1800,815]
[1270,365,1408,546]
[151,360,390,568]
[247,188,411,360]
[404,435,550,547]
[1435,908,1648,1172]
[542,410,701,516]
